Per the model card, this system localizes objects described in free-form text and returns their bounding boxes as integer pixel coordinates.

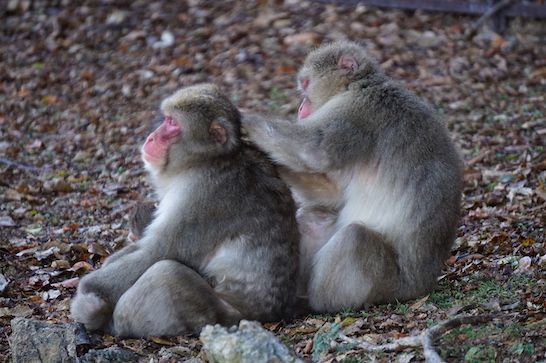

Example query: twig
[0,157,50,172]
[339,314,493,363]
[467,149,493,166]
[465,0,514,39]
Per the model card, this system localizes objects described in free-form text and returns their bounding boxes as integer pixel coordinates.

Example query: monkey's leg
[308,223,400,313]
[297,206,337,296]
[71,246,157,332]
[112,260,241,338]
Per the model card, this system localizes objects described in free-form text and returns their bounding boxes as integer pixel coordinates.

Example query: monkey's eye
[165,117,179,130]
[301,78,310,90]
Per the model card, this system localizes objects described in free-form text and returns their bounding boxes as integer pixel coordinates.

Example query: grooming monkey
[71,84,300,337]
[242,41,463,313]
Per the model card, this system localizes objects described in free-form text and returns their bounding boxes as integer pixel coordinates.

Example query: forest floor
[0,0,545,362]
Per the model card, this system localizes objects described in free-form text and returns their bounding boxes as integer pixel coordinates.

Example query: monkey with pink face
[71,84,300,338]
[242,41,463,313]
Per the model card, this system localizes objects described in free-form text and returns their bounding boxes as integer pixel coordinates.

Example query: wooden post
[490,0,507,33]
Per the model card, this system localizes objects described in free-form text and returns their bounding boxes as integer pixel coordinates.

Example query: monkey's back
[346,77,463,298]
[155,145,300,322]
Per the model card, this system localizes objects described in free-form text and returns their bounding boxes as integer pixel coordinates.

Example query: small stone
[200,320,304,363]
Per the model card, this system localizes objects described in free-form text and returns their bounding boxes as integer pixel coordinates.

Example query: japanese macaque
[127,199,157,242]
[71,84,300,338]
[241,41,463,313]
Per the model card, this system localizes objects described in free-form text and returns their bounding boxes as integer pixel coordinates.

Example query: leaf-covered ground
[1,1,545,362]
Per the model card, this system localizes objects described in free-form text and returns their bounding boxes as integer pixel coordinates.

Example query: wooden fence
[312,0,546,32]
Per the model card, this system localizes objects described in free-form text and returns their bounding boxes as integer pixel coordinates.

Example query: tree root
[339,314,493,363]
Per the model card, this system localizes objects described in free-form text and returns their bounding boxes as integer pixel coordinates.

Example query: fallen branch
[339,314,493,363]
[0,157,50,172]
[465,0,514,39]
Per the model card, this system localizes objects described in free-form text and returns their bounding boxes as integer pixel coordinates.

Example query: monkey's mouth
[141,140,163,165]
[298,97,312,119]
[142,149,161,164]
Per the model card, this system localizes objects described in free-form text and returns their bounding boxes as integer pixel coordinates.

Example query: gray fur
[71,84,300,337]
[242,41,463,312]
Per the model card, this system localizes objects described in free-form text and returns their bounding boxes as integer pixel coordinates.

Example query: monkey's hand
[240,113,271,135]
[240,112,324,173]
[239,113,272,147]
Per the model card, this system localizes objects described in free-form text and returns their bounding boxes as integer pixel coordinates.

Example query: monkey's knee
[71,290,114,333]
[113,260,234,338]
[308,223,399,312]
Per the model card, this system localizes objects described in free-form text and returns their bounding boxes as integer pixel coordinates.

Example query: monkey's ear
[338,54,359,73]
[210,123,228,145]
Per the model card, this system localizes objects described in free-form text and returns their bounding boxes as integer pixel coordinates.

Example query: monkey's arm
[242,113,335,173]
[71,245,159,332]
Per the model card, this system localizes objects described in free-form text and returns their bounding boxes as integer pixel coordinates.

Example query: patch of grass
[394,300,408,314]
[440,326,498,362]
[428,280,464,308]
[279,334,294,345]
[438,318,540,362]
[510,343,534,355]
[463,344,496,362]
[429,275,536,309]
[312,321,344,361]
[309,312,335,320]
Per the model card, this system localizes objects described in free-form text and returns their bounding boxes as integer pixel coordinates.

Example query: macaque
[71,84,300,338]
[241,41,463,313]
[127,199,157,242]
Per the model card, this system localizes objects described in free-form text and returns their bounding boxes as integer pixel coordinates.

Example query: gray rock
[200,320,305,363]
[10,318,140,363]
[77,347,141,363]
[11,318,90,363]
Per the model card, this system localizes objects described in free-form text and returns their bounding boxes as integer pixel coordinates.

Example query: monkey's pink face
[142,115,181,164]
[298,77,312,119]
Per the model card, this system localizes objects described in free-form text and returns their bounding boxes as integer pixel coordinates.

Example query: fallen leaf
[0,273,7,293]
[263,321,281,331]
[0,305,33,318]
[70,261,94,271]
[52,277,80,288]
[41,95,59,104]
[448,24,464,34]
[25,139,43,149]
[274,66,296,75]
[0,215,16,227]
[149,336,175,345]
[42,178,74,193]
[514,256,532,274]
[289,326,321,335]
[42,289,62,301]
[25,226,43,234]
[409,295,430,311]
[51,260,71,269]
[522,237,536,247]
[5,189,23,201]
[284,32,319,46]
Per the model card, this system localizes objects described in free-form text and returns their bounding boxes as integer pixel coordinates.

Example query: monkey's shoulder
[240,144,282,177]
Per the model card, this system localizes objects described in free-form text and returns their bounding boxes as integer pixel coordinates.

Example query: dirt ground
[1,1,545,362]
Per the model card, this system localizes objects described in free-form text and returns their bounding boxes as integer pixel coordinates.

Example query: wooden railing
[312,0,546,32]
